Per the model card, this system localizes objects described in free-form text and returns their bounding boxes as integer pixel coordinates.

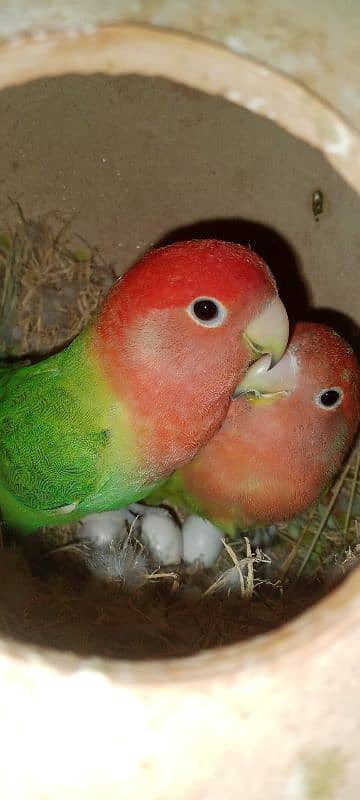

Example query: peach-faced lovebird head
[165,322,360,532]
[94,239,289,476]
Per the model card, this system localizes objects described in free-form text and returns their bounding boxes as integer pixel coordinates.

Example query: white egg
[182,516,223,567]
[140,510,182,565]
[78,509,133,546]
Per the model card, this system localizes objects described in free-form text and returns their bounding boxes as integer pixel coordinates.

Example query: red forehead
[292,322,360,422]
[108,240,276,313]
[293,323,360,381]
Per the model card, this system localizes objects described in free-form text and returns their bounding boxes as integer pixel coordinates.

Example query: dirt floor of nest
[0,458,358,660]
[0,207,359,660]
[0,536,329,659]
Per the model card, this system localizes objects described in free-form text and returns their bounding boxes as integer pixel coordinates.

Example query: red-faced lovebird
[148,323,360,535]
[0,239,289,534]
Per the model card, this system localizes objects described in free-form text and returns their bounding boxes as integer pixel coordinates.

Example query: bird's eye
[187,297,227,328]
[315,387,344,410]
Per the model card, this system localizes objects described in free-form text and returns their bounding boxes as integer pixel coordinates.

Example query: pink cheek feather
[94,307,251,476]
[181,395,353,526]
[227,407,347,523]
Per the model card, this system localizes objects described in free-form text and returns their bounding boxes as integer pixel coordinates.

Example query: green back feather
[0,330,163,534]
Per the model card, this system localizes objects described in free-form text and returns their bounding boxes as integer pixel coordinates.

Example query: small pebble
[182,516,223,567]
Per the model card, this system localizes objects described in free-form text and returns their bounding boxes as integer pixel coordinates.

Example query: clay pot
[0,24,359,800]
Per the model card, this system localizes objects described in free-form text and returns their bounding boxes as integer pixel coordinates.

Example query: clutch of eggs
[79,504,224,569]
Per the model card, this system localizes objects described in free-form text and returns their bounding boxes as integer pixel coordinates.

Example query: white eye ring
[314,386,344,410]
[186,297,228,328]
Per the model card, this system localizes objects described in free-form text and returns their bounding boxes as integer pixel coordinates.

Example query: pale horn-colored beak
[243,296,289,367]
[234,348,298,397]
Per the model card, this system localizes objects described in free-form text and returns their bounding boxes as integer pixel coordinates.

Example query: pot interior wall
[0,73,359,340]
[0,73,359,660]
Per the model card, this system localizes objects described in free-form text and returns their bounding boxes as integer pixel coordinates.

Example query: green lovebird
[0,239,289,534]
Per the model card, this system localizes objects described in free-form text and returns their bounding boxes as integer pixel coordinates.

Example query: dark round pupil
[193,299,218,321]
[320,389,340,407]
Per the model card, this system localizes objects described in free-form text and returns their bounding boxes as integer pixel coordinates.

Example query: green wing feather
[0,333,163,534]
[0,366,108,511]
[0,328,169,534]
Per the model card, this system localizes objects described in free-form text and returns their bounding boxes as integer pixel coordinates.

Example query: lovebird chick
[0,239,288,534]
[147,323,360,536]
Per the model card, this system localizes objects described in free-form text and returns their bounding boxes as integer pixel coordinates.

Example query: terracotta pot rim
[0,23,359,189]
[0,22,358,684]
[1,565,359,686]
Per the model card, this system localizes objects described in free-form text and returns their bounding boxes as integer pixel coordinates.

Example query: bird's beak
[243,297,289,367]
[234,347,298,398]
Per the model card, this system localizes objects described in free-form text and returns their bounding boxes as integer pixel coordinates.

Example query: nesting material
[0,202,116,357]
[274,445,360,584]
[51,531,149,588]
[0,208,359,661]
[203,537,272,597]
